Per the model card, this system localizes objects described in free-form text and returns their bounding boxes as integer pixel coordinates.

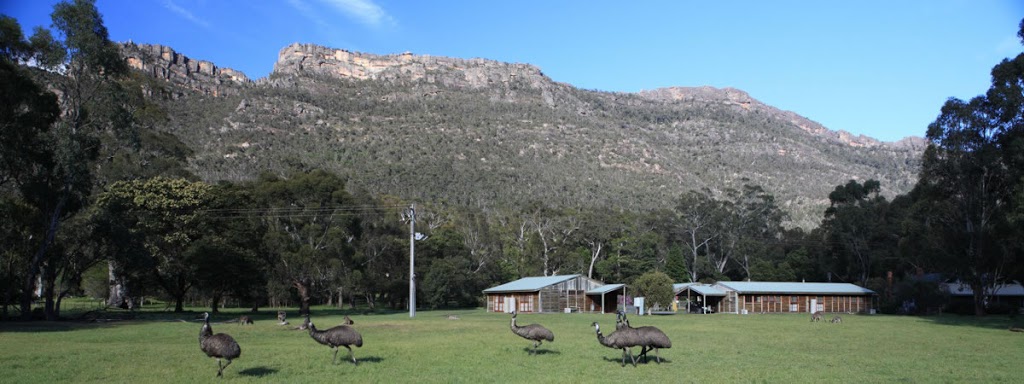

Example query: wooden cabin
[943,280,1024,313]
[675,283,727,313]
[483,275,606,313]
[585,283,625,314]
[714,281,876,314]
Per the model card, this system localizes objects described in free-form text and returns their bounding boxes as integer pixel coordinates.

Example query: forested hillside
[123,42,922,229]
[7,3,1022,323]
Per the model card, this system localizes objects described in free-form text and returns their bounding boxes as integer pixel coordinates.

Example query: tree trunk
[106,261,126,308]
[210,292,222,313]
[21,194,67,320]
[295,281,311,315]
[42,265,58,321]
[972,284,986,316]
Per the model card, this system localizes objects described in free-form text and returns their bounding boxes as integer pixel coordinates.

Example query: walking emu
[199,312,241,377]
[307,315,363,365]
[510,311,554,355]
[592,322,642,367]
[617,312,671,363]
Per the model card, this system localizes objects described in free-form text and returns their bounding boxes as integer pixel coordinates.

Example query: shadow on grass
[520,347,560,355]
[238,367,279,377]
[315,356,384,366]
[918,313,1020,331]
[599,356,640,367]
[357,356,385,364]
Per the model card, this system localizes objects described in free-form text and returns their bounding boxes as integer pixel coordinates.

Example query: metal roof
[945,281,1024,296]
[716,281,876,295]
[688,284,727,296]
[483,274,580,293]
[587,283,625,295]
[673,283,697,293]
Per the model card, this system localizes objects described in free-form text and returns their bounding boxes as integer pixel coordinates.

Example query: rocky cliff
[271,43,554,91]
[638,86,924,149]
[117,42,924,228]
[119,42,251,97]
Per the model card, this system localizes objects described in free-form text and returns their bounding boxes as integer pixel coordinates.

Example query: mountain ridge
[117,42,924,228]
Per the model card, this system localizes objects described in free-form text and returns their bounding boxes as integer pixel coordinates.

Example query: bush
[632,271,674,311]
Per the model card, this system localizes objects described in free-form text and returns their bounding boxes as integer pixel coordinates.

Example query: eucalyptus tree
[577,207,623,279]
[93,177,215,312]
[818,179,897,285]
[253,170,359,315]
[715,184,786,279]
[674,189,723,282]
[3,0,131,319]
[915,20,1024,314]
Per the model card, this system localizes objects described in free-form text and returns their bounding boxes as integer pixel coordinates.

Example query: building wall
[487,293,540,313]
[736,294,871,314]
[486,275,606,313]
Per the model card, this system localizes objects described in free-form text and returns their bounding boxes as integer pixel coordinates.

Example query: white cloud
[288,0,335,32]
[319,0,394,28]
[162,0,211,28]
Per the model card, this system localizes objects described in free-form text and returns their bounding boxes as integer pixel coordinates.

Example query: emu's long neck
[510,316,518,331]
[200,320,212,341]
[594,324,610,346]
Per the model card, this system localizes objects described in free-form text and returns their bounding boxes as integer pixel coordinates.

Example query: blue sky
[4,0,1022,141]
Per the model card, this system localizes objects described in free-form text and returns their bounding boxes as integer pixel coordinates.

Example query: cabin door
[505,296,516,313]
[809,298,818,313]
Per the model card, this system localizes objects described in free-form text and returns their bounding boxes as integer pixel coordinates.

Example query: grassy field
[1,306,1022,383]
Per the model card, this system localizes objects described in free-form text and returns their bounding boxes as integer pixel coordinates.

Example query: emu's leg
[653,348,661,363]
[345,345,357,365]
[638,346,648,363]
[220,359,233,376]
[627,347,637,367]
[533,340,541,355]
[216,358,223,377]
[619,348,627,367]
[332,347,339,364]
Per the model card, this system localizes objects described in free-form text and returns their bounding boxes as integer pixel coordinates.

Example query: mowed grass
[1,307,1022,383]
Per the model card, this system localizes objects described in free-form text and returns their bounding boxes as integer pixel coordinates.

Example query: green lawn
[1,307,1021,383]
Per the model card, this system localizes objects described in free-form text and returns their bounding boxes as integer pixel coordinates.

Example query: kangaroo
[830,316,842,324]
[238,315,253,325]
[811,311,824,322]
[277,311,289,325]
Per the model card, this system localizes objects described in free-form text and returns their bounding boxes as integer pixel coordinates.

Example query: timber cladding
[708,281,877,314]
[736,294,870,314]
[484,274,604,313]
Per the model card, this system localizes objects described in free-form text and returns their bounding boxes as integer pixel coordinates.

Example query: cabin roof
[483,274,580,293]
[716,281,876,295]
[586,283,624,295]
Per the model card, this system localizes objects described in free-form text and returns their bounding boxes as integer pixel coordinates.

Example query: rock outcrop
[120,42,251,96]
[638,86,922,148]
[272,43,550,90]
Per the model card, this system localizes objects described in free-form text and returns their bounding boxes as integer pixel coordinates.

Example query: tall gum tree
[918,19,1024,315]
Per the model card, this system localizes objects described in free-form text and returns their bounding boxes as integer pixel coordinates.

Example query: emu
[811,311,824,322]
[510,311,554,355]
[592,322,642,367]
[830,316,843,324]
[307,316,363,365]
[617,312,671,363]
[199,312,241,378]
